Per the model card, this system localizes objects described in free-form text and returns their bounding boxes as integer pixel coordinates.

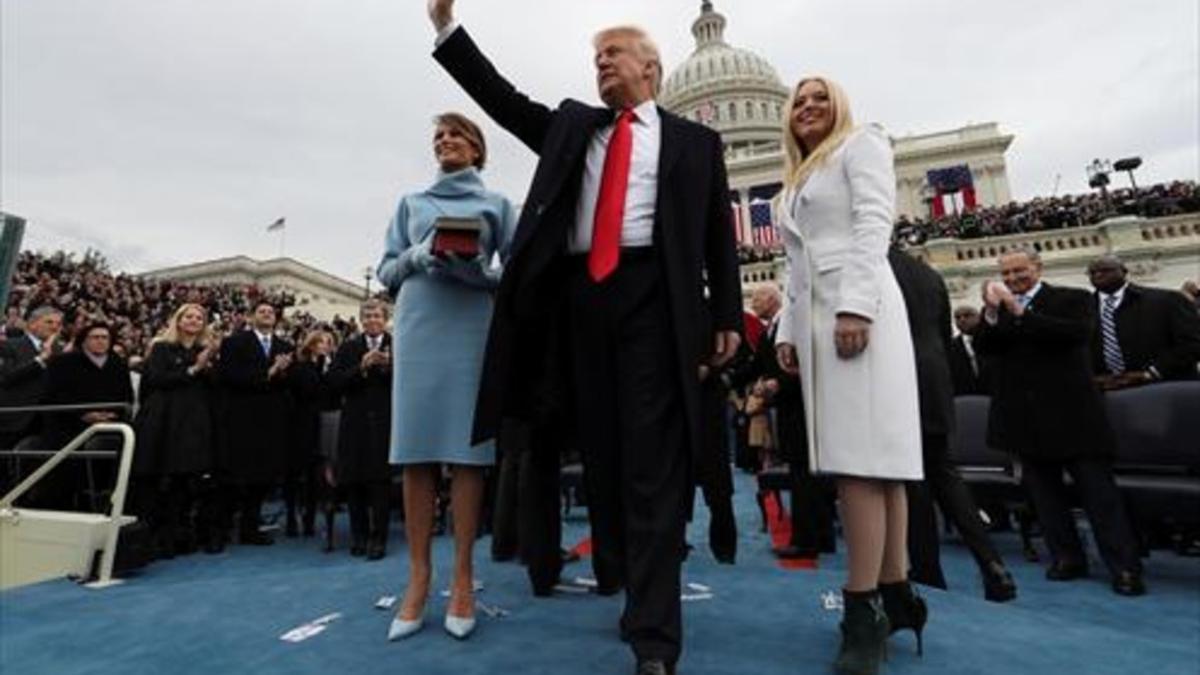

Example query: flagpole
[279,228,286,259]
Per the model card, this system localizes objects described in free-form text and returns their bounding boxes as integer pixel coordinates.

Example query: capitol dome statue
[660,1,790,163]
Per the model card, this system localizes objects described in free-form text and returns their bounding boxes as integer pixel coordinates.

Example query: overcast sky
[3,0,1197,285]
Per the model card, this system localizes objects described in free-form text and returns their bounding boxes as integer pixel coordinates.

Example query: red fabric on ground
[762,491,818,570]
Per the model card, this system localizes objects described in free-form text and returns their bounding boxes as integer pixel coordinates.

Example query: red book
[431,217,484,258]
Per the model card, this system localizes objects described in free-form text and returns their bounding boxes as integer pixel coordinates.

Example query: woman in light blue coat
[376,112,515,642]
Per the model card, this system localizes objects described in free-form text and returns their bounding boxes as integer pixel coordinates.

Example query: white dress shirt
[434,23,660,254]
[1098,283,1128,312]
[568,98,661,253]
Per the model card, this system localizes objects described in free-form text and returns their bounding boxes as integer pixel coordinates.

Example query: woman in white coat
[773,76,925,675]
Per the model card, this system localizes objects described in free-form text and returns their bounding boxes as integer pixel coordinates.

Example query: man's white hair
[593,25,663,96]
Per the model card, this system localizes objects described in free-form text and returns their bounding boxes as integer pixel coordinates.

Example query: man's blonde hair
[593,25,663,96]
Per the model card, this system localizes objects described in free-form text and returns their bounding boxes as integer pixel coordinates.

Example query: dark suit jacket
[888,248,955,436]
[434,28,742,455]
[974,283,1115,460]
[0,333,52,435]
[327,333,392,484]
[1090,283,1200,380]
[948,334,987,396]
[217,330,294,483]
[43,351,134,448]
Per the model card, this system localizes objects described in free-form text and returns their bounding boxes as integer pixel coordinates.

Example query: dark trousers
[1021,456,1141,576]
[908,433,1002,588]
[237,483,270,538]
[519,423,564,594]
[786,451,836,554]
[696,381,736,560]
[346,480,390,546]
[569,252,689,664]
[491,421,524,560]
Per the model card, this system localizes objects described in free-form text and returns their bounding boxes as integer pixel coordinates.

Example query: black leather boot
[981,560,1017,602]
[834,589,889,675]
[879,581,928,656]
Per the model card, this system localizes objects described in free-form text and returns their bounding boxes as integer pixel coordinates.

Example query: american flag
[749,198,776,246]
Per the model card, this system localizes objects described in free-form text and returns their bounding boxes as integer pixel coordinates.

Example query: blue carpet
[2,472,1198,674]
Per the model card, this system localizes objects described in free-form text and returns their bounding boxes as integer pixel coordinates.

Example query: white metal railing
[0,422,136,589]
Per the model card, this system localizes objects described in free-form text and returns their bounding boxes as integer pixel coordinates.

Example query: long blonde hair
[155,303,213,348]
[780,76,856,192]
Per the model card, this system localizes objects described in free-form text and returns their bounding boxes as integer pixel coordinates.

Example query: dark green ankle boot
[834,589,890,675]
[879,581,928,656]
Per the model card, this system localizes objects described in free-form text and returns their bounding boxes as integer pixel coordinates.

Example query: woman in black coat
[133,303,218,558]
[285,329,334,538]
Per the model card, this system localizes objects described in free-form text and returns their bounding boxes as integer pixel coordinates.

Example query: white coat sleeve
[836,127,896,321]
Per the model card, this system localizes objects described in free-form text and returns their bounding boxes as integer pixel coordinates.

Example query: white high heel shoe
[443,612,476,640]
[388,589,427,643]
[387,609,425,641]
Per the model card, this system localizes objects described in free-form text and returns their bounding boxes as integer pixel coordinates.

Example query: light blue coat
[377,168,516,466]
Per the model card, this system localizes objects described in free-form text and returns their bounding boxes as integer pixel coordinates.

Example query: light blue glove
[409,236,443,275]
[443,252,501,289]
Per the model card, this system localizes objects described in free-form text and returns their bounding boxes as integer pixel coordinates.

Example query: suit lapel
[653,111,684,244]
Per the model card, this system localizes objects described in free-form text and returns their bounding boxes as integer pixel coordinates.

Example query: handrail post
[84,423,135,589]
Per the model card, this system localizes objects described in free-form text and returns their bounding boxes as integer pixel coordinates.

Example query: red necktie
[588,108,635,282]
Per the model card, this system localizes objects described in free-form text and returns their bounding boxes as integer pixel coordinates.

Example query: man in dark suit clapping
[975,247,1144,596]
[1087,255,1200,388]
[0,306,63,451]
[428,1,743,670]
[217,301,294,546]
[327,300,393,560]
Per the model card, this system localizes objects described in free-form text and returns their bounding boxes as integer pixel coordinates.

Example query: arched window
[761,102,769,119]
[729,102,737,121]
[745,101,754,119]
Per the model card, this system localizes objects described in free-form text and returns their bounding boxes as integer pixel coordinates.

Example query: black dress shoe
[982,561,1017,602]
[1112,570,1146,596]
[713,551,736,565]
[366,541,386,561]
[594,582,624,597]
[635,659,674,675]
[239,531,274,546]
[1045,560,1088,581]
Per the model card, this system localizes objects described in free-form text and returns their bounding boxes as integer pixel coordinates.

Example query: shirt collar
[254,330,272,343]
[1100,283,1128,304]
[1022,281,1044,302]
[617,99,659,127]
[26,333,42,351]
[85,352,109,369]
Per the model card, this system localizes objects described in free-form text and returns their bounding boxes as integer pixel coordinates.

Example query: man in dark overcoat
[428,2,743,670]
[975,247,1144,596]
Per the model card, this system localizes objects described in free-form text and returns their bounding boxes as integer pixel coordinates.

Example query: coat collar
[427,167,486,198]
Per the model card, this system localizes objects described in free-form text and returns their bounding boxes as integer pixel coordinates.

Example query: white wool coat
[775,126,923,480]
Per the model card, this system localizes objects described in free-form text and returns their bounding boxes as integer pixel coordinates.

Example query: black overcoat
[974,283,1115,460]
[43,351,134,448]
[888,248,956,436]
[133,341,214,476]
[434,28,743,456]
[326,333,392,484]
[216,330,293,484]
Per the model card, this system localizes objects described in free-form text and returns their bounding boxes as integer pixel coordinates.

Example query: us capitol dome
[659,1,789,166]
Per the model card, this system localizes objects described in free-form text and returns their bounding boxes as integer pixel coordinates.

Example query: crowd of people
[3,249,365,360]
[893,180,1200,247]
